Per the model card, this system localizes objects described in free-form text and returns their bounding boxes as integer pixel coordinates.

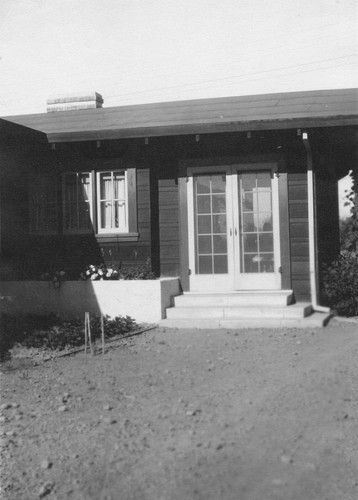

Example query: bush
[0,313,138,359]
[81,258,156,281]
[321,250,358,316]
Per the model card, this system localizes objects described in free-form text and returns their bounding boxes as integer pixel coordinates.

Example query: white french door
[187,164,281,292]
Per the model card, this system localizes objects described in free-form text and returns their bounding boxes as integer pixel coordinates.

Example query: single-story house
[0,88,357,327]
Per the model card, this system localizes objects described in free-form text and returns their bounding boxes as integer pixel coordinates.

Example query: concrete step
[174,290,294,308]
[159,311,334,330]
[166,303,312,320]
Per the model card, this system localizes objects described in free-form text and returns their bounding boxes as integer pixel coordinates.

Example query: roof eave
[46,115,358,143]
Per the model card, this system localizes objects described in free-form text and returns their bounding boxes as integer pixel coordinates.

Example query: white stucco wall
[0,278,181,323]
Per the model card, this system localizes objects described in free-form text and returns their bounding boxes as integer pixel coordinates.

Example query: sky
[0,0,356,215]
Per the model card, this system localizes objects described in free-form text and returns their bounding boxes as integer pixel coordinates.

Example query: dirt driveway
[1,318,358,500]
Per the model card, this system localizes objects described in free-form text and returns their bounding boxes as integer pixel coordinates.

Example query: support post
[302,132,330,313]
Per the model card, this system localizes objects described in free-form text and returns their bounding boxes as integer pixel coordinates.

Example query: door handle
[230,228,232,236]
[234,228,238,236]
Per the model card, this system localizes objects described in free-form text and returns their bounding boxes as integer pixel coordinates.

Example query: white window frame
[96,169,129,234]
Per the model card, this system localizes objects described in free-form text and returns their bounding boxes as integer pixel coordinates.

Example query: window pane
[213,235,227,253]
[197,195,211,214]
[259,233,273,252]
[242,213,256,232]
[242,192,253,211]
[63,172,92,233]
[212,194,226,213]
[113,174,125,199]
[197,215,211,234]
[243,234,257,252]
[257,191,271,212]
[244,254,259,273]
[242,174,256,191]
[114,201,126,229]
[198,255,212,274]
[79,174,90,201]
[214,255,228,274]
[198,235,212,254]
[211,175,226,193]
[79,208,92,230]
[100,173,112,199]
[100,201,112,229]
[257,213,272,231]
[213,214,226,233]
[196,176,210,194]
[261,254,274,273]
[257,172,271,188]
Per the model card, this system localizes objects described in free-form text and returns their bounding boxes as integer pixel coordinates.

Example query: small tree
[321,170,358,316]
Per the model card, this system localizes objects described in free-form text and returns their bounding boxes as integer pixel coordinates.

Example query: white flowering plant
[80,264,120,281]
[80,259,155,281]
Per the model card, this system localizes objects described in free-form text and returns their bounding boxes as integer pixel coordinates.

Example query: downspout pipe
[302,132,330,313]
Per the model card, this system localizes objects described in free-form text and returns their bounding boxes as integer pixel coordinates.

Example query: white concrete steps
[159,291,333,329]
[173,290,294,307]
[159,313,333,329]
[166,303,312,320]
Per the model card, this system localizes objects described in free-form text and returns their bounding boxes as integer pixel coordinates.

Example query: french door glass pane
[197,196,211,214]
[198,235,212,253]
[196,176,211,194]
[212,194,226,213]
[197,215,211,233]
[194,174,228,275]
[239,172,274,273]
[211,175,226,193]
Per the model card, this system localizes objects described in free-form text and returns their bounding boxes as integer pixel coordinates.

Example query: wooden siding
[158,177,180,277]
[288,173,310,301]
[0,136,152,279]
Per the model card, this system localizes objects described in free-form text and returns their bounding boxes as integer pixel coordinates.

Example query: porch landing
[160,291,333,329]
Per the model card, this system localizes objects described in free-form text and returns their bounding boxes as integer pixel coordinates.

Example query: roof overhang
[45,116,358,143]
[2,88,358,143]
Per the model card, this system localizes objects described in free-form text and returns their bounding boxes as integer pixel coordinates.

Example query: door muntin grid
[239,172,274,273]
[194,174,228,274]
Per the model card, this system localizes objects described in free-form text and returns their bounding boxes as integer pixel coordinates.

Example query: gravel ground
[0,317,357,500]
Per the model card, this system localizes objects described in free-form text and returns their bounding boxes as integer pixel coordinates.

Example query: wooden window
[96,170,128,233]
[29,175,58,234]
[63,172,94,234]
[29,168,137,240]
[96,168,137,239]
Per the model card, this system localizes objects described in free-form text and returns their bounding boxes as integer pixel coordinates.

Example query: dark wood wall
[158,177,180,277]
[1,126,345,304]
[287,173,310,301]
[0,138,153,280]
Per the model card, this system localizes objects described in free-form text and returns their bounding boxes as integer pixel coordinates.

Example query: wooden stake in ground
[101,314,105,354]
[84,312,94,355]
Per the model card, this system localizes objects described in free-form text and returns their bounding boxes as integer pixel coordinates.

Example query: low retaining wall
[0,278,181,323]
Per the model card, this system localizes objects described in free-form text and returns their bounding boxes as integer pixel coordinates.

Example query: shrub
[321,172,358,317]
[81,258,156,281]
[321,250,358,316]
[0,313,138,358]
